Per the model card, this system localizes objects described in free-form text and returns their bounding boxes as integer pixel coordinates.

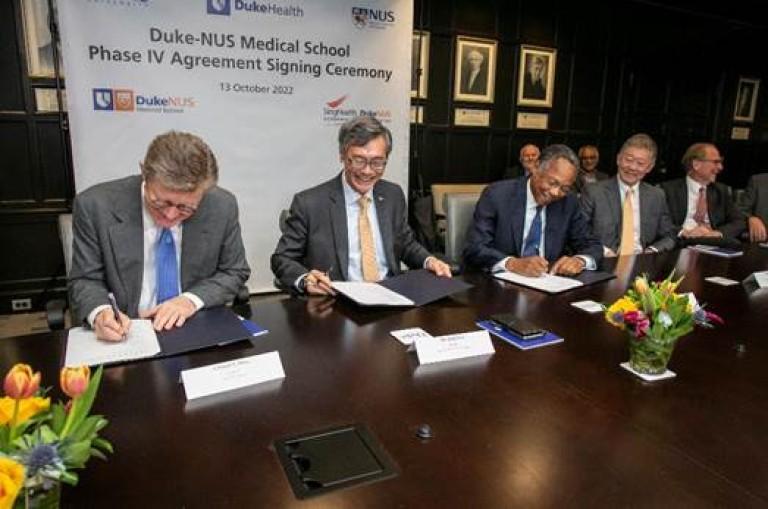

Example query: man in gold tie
[580,134,676,256]
[271,115,452,295]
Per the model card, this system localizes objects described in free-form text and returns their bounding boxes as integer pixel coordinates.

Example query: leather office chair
[443,192,481,268]
[430,183,487,250]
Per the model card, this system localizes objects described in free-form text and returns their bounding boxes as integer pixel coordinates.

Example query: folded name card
[181,351,285,400]
[414,330,495,365]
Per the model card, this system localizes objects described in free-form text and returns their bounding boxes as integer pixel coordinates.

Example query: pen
[107,292,126,339]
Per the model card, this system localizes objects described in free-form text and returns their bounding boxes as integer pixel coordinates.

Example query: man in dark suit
[581,134,676,256]
[460,48,488,95]
[738,173,768,242]
[69,131,250,341]
[271,115,451,295]
[464,144,602,276]
[575,145,609,194]
[522,55,546,100]
[503,143,540,180]
[660,143,746,241]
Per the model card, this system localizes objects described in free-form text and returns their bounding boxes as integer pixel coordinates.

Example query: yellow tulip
[633,276,649,295]
[3,364,40,400]
[60,365,91,399]
[0,397,50,426]
[0,456,25,509]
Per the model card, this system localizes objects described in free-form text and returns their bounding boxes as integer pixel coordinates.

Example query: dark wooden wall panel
[0,122,34,203]
[0,1,25,111]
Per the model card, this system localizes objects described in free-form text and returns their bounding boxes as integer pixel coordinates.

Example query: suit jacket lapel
[511,179,528,256]
[638,183,653,246]
[180,200,209,290]
[606,179,621,250]
[373,185,397,275]
[543,200,563,262]
[329,179,349,280]
[108,178,143,315]
[707,185,721,226]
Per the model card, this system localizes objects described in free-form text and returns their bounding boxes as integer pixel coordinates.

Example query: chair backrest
[431,184,487,218]
[59,213,74,275]
[443,192,481,265]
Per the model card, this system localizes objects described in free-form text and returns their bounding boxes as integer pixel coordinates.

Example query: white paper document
[704,276,739,286]
[331,281,414,306]
[753,271,768,288]
[64,319,160,367]
[415,330,495,365]
[390,327,433,346]
[570,300,605,313]
[494,271,583,293]
[181,351,285,400]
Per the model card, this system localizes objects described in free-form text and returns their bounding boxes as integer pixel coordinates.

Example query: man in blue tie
[463,144,602,276]
[69,131,250,341]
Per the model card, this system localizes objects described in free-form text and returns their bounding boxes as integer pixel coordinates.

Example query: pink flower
[705,311,724,325]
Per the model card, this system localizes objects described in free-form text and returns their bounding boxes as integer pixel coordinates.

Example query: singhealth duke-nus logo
[207,0,231,15]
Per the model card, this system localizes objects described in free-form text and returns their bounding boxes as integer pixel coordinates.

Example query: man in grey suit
[69,131,250,341]
[271,115,451,295]
[581,134,676,256]
[738,173,768,242]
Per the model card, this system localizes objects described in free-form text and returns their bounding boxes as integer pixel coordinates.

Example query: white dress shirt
[341,174,390,281]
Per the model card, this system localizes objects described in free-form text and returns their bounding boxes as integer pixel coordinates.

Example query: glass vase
[628,334,678,375]
[13,482,61,509]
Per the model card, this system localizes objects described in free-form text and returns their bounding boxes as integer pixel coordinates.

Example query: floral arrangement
[0,364,112,508]
[605,273,723,374]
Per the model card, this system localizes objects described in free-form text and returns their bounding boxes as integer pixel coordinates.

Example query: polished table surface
[2,246,768,507]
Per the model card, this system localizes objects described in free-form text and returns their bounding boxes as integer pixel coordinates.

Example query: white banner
[57,0,413,291]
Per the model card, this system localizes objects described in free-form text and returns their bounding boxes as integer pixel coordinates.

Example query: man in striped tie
[271,115,451,295]
[69,131,250,341]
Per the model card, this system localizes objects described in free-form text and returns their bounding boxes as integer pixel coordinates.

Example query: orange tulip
[2,364,40,400]
[60,365,91,399]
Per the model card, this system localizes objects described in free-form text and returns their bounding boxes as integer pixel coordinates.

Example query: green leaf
[50,402,67,433]
[89,448,107,461]
[60,470,79,486]
[92,437,114,454]
[63,439,92,467]
[61,365,105,438]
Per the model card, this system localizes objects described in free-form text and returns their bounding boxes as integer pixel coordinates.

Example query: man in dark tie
[69,131,250,341]
[271,115,451,295]
[464,144,602,276]
[660,143,746,241]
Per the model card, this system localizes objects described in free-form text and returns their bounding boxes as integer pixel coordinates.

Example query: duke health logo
[207,0,231,15]
[92,89,113,111]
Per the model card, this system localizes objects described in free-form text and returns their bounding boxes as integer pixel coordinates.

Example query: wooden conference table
[2,246,768,507]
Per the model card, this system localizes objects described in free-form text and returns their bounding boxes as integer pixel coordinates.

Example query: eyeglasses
[697,158,724,165]
[145,185,199,215]
[347,156,387,172]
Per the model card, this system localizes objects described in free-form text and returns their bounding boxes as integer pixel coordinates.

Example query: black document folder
[572,270,616,287]
[157,306,253,357]
[380,269,473,306]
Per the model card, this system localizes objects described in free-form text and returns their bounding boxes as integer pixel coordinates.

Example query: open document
[65,319,160,367]
[331,281,415,306]
[332,270,473,307]
[494,271,583,293]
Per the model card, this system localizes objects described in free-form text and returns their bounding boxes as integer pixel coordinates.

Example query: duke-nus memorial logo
[207,0,231,15]
[92,89,114,111]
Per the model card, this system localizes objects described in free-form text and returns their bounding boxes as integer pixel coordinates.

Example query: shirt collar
[340,172,373,204]
[617,176,638,196]
[525,178,540,210]
[686,174,706,193]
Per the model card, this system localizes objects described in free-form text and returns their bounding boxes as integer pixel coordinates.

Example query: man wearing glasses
[464,144,602,276]
[271,115,451,295]
[69,131,250,341]
[660,143,746,241]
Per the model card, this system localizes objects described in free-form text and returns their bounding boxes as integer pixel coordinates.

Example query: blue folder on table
[476,320,563,350]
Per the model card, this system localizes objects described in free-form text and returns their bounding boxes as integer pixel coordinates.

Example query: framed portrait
[453,36,497,103]
[517,45,557,108]
[733,77,760,123]
[411,31,430,99]
[22,0,63,78]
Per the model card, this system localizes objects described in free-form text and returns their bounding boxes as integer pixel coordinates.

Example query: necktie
[693,186,708,225]
[156,228,179,303]
[358,196,379,282]
[522,206,543,257]
[619,188,635,255]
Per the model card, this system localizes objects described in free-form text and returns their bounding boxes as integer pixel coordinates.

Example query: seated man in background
[464,144,602,276]
[738,173,768,242]
[575,144,609,193]
[660,143,746,241]
[69,131,251,341]
[581,134,676,256]
[271,115,451,295]
[504,143,540,179]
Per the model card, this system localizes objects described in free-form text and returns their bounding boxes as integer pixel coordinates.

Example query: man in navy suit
[463,144,602,276]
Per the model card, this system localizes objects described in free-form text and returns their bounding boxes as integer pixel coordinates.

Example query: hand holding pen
[304,266,336,296]
[94,292,131,342]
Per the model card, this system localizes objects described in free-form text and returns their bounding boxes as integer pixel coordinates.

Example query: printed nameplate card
[415,330,495,365]
[181,351,285,400]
